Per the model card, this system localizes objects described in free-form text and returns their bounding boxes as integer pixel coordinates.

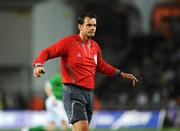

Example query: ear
[78,24,82,30]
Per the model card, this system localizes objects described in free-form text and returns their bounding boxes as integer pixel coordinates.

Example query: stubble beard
[88,32,95,39]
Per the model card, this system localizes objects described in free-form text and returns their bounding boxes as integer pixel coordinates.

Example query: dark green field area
[90,129,179,131]
[0,128,179,131]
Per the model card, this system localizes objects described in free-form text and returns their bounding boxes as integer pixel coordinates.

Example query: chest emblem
[94,54,97,65]
[76,53,82,58]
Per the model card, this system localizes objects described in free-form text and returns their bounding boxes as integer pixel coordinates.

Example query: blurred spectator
[174,108,180,128]
[152,91,161,106]
[0,94,4,110]
[118,92,128,106]
[3,94,17,110]
[135,92,148,106]
[163,99,177,127]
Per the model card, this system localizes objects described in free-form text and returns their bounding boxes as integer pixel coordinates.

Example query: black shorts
[62,84,94,124]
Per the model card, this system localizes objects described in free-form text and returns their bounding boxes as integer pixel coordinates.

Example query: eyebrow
[87,24,97,26]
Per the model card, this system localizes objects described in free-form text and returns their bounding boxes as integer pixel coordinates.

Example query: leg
[62,85,91,131]
[73,120,89,131]
[46,121,56,131]
[61,119,68,131]
[45,97,58,131]
[86,91,94,124]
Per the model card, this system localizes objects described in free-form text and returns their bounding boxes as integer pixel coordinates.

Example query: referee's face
[79,17,97,38]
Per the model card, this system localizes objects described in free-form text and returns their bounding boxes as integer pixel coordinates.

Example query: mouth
[89,31,95,35]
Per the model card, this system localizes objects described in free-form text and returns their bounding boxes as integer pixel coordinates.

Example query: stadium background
[0,0,180,130]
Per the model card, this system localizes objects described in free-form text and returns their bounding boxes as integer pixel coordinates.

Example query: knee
[73,120,89,131]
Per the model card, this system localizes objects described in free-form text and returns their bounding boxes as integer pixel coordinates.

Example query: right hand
[33,66,45,77]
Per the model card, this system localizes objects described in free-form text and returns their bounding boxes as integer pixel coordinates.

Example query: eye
[87,24,97,27]
[87,24,92,27]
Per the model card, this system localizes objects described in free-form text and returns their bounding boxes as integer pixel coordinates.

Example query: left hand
[120,72,138,86]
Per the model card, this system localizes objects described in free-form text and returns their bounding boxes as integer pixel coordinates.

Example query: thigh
[62,84,88,124]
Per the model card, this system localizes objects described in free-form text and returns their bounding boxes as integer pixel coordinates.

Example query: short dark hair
[77,12,97,25]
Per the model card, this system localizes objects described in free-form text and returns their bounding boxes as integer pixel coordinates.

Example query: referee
[33,12,138,131]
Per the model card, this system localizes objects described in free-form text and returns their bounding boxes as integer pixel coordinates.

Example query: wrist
[34,63,43,68]
[120,72,126,78]
[120,72,124,77]
[115,69,121,77]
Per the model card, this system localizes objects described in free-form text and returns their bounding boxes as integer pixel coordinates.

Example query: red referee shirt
[33,34,119,89]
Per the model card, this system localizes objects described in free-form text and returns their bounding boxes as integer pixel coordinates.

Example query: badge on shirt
[94,54,97,65]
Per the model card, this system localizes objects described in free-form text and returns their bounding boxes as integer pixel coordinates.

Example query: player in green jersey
[22,74,68,131]
[45,74,68,131]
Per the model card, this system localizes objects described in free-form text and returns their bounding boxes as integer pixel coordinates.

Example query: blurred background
[0,0,180,129]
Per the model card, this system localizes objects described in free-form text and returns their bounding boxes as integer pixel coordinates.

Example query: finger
[126,74,132,79]
[132,79,136,86]
[35,72,40,77]
[134,77,138,82]
[34,71,38,77]
[131,75,138,82]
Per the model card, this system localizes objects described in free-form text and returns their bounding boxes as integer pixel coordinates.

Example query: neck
[79,33,90,42]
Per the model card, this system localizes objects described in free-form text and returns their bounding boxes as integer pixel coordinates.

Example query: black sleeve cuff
[114,69,121,77]
[34,63,43,68]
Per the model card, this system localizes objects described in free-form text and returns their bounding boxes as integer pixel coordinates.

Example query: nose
[91,26,96,30]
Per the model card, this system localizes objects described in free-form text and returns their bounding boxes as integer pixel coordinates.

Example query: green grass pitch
[0,128,179,131]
